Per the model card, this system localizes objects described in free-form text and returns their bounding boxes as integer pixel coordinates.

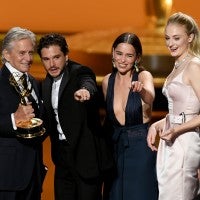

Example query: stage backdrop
[0,0,199,33]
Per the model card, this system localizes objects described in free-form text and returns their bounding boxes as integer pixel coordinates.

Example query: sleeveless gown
[157,60,200,200]
[106,72,158,200]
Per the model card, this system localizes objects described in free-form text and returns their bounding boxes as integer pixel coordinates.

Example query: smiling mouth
[118,63,127,67]
[170,46,178,51]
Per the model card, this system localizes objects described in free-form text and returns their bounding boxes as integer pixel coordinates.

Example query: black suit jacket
[0,65,44,190]
[42,60,113,179]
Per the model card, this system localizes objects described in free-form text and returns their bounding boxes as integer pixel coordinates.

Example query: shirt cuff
[11,113,17,130]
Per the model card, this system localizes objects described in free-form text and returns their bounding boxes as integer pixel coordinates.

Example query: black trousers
[0,150,44,200]
[54,141,102,200]
[0,168,41,200]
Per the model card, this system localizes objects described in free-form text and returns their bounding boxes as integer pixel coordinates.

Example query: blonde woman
[147,12,200,200]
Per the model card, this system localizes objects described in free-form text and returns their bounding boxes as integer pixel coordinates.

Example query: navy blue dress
[106,72,158,200]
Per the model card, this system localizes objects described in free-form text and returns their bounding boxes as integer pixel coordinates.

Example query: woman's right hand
[147,118,166,151]
[147,125,158,151]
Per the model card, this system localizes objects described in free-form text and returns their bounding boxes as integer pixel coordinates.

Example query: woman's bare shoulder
[102,73,111,85]
[186,57,200,72]
[138,70,154,82]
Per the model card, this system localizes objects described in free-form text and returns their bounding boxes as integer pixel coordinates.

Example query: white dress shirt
[51,74,66,140]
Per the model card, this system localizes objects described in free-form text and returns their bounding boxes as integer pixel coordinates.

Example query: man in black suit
[0,27,45,199]
[37,33,108,200]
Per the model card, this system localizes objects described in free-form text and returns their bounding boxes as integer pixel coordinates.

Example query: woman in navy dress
[102,32,158,200]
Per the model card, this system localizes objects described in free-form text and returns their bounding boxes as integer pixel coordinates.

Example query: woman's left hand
[160,127,176,143]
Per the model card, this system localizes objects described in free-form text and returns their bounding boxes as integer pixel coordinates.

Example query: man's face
[40,45,68,78]
[3,38,34,73]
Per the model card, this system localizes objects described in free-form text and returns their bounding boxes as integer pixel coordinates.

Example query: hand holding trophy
[9,73,45,139]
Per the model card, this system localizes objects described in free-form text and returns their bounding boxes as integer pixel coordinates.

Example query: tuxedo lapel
[1,65,12,82]
[58,66,69,100]
[1,65,20,96]
[42,75,53,109]
[58,62,81,101]
[29,76,39,99]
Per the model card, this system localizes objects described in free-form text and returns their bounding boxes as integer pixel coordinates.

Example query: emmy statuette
[9,73,45,139]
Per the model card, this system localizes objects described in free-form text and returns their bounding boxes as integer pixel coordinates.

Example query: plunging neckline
[106,71,143,127]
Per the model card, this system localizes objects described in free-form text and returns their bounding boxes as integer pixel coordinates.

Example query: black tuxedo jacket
[42,60,113,179]
[0,65,44,190]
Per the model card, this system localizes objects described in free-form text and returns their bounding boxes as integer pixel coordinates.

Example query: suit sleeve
[0,113,16,136]
[77,66,97,96]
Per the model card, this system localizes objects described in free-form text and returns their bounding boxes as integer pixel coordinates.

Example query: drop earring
[134,61,139,72]
[112,57,116,68]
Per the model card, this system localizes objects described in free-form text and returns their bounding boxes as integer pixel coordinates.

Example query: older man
[0,27,45,200]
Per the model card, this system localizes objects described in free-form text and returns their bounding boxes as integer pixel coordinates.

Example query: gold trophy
[9,73,45,139]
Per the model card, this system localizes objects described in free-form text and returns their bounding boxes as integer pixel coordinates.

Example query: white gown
[157,60,200,200]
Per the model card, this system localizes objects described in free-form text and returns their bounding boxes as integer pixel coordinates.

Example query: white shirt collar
[53,73,64,82]
[5,62,28,81]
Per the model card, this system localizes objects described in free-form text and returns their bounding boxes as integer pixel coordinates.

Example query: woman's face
[112,43,137,74]
[165,23,193,60]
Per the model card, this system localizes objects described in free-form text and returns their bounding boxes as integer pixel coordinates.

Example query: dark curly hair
[37,33,69,57]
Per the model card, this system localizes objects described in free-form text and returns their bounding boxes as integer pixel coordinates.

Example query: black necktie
[20,74,28,90]
[20,74,40,117]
